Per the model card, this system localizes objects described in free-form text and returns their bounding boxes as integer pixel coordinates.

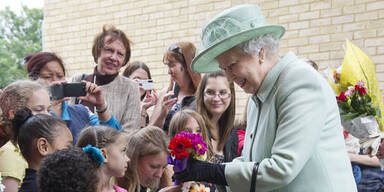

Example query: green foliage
[0,6,43,88]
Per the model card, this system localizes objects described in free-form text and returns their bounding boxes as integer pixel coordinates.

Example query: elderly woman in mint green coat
[174,4,357,192]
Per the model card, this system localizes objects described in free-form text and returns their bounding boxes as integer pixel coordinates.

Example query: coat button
[250,133,253,138]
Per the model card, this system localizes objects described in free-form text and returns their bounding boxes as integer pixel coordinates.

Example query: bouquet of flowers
[336,81,383,159]
[336,81,381,139]
[168,132,208,186]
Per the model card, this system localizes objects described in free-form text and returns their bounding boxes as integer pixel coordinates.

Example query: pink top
[113,185,127,192]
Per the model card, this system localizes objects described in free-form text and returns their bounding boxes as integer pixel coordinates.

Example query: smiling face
[103,135,130,178]
[26,88,51,116]
[96,36,126,75]
[203,76,231,118]
[138,151,168,187]
[216,47,264,94]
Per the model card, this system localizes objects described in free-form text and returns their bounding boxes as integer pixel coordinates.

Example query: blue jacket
[51,101,120,144]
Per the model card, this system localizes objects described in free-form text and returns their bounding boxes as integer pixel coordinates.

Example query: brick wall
[44,0,384,119]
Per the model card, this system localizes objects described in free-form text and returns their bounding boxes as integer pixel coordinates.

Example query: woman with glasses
[150,42,201,133]
[195,71,238,164]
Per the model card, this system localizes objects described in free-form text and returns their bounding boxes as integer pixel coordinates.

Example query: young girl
[76,125,129,192]
[38,147,102,192]
[167,109,217,191]
[0,80,51,192]
[12,107,73,192]
[117,126,169,192]
[168,109,213,159]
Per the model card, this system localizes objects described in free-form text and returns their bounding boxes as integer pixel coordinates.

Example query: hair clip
[82,144,104,166]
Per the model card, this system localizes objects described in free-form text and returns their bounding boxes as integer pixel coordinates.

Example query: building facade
[44,0,384,118]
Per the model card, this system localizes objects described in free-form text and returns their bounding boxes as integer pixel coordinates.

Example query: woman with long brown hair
[195,71,238,163]
[150,42,201,133]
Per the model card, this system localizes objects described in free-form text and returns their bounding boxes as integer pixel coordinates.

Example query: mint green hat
[191,4,285,73]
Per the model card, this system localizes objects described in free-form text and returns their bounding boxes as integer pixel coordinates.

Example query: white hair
[236,34,279,58]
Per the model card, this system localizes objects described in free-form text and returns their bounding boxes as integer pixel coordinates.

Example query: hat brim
[191,25,285,73]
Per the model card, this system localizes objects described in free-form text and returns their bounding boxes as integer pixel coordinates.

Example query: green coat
[224,52,357,192]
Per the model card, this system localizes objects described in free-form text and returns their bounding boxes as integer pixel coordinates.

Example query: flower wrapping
[168,132,208,185]
[341,116,379,139]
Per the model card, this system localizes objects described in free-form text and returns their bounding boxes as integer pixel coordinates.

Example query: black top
[163,95,195,133]
[19,168,38,192]
[223,128,239,162]
[208,128,239,163]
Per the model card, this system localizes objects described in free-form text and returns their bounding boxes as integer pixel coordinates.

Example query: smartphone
[138,79,153,91]
[169,82,179,100]
[50,82,86,100]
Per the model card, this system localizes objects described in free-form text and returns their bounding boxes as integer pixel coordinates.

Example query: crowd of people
[0,3,383,192]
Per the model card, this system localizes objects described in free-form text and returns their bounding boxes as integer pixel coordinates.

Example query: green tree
[0,6,43,88]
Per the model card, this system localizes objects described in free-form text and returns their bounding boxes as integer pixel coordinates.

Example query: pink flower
[345,86,355,97]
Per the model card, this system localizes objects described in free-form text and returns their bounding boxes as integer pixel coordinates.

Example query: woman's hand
[78,81,105,109]
[141,90,158,111]
[148,88,177,128]
[159,91,177,115]
[49,81,70,105]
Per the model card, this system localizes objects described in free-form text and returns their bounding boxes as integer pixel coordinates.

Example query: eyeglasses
[168,44,186,64]
[204,90,231,99]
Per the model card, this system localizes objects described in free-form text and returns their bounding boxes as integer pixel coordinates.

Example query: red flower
[343,129,349,139]
[336,91,346,102]
[168,137,192,160]
[355,84,366,96]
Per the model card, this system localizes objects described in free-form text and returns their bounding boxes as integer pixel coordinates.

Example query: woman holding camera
[123,61,158,128]
[25,52,120,143]
[150,42,201,133]
[70,25,141,130]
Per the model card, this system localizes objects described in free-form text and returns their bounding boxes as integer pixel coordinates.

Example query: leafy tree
[0,6,43,88]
